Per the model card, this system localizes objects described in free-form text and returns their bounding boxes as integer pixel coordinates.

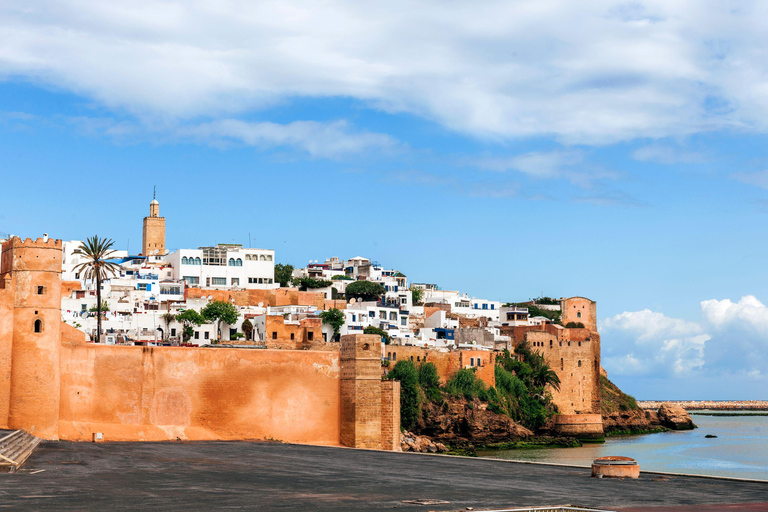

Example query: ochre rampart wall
[58,343,342,444]
[384,346,496,388]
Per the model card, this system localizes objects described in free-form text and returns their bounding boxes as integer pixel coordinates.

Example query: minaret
[142,187,166,256]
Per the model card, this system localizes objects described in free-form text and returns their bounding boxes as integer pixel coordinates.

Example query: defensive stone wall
[0,236,400,447]
[384,346,495,388]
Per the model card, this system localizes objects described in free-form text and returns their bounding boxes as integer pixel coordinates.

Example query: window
[389,312,397,321]
[137,283,148,291]
[477,358,482,366]
[260,255,266,261]
[266,255,272,261]
[474,304,478,309]
[401,317,407,326]
[482,303,488,310]
[369,311,375,318]
[550,340,553,347]
[231,278,240,286]
[470,357,475,366]
[380,311,386,319]
[272,332,277,340]
[212,277,226,286]
[182,257,189,265]
[204,332,210,340]
[577,311,582,318]
[248,278,254,283]
[37,286,45,295]
[491,304,495,310]
[307,331,314,341]
[194,257,201,265]
[194,331,200,340]
[81,304,87,311]
[34,319,42,333]
[578,360,582,367]
[290,333,295,340]
[392,352,397,361]
[229,258,236,266]
[561,358,564,370]
[352,314,356,322]
[161,286,181,295]
[236,259,242,267]
[183,276,199,285]
[171,328,176,337]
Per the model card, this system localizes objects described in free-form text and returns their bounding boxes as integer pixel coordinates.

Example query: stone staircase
[0,429,43,473]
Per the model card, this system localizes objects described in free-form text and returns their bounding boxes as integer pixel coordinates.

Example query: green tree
[345,281,386,302]
[73,236,120,343]
[293,276,332,290]
[274,263,294,287]
[201,300,239,341]
[331,275,353,281]
[319,308,345,340]
[176,309,205,343]
[241,318,254,341]
[386,359,420,430]
[418,362,441,402]
[363,326,390,344]
[410,286,423,306]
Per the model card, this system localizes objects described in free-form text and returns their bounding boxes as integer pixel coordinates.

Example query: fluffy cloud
[4,2,768,143]
[601,309,708,377]
[602,296,768,383]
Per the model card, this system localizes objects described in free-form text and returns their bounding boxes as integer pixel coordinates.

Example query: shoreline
[638,400,768,410]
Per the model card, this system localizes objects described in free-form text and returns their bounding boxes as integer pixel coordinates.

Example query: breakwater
[638,400,768,410]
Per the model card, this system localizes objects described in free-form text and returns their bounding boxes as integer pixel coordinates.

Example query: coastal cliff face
[600,376,695,432]
[414,396,533,445]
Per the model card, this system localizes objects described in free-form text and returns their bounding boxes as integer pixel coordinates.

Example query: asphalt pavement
[0,440,766,511]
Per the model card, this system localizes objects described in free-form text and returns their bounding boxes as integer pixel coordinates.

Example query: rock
[644,410,660,425]
[435,443,447,453]
[602,409,653,434]
[427,444,437,453]
[658,403,696,430]
[705,434,717,438]
[416,397,533,445]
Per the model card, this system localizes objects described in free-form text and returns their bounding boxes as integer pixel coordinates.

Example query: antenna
[153,185,156,200]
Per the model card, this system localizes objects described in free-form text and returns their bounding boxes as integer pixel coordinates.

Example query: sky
[1,1,768,400]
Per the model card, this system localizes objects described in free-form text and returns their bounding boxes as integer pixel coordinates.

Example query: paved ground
[0,440,766,511]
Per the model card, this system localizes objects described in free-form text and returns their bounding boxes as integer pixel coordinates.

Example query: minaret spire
[153,185,156,201]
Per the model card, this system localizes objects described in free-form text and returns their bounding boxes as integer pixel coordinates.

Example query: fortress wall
[58,344,341,444]
[384,346,496,388]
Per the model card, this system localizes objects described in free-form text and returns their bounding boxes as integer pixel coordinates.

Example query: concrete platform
[0,440,766,511]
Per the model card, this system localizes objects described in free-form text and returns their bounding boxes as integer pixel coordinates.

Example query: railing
[481,508,614,512]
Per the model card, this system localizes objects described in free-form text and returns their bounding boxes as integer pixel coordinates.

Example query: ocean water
[476,412,768,480]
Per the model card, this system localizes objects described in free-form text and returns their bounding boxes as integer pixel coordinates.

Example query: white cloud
[601,309,707,377]
[732,169,768,190]
[180,119,396,158]
[701,295,768,332]
[5,2,768,143]
[632,144,705,164]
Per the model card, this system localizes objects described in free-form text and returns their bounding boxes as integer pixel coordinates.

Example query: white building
[165,244,276,290]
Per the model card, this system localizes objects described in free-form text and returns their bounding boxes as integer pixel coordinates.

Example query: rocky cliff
[412,396,533,447]
[601,376,695,432]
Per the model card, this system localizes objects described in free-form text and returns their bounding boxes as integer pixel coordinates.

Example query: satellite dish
[208,295,212,300]
[258,302,264,308]
[314,260,318,263]
[349,298,356,304]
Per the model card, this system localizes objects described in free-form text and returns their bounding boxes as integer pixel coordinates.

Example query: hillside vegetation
[600,375,639,414]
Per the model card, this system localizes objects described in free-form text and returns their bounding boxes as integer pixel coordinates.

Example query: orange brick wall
[380,380,401,451]
[384,346,496,388]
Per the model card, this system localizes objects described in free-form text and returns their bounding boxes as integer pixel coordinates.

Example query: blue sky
[2,1,768,400]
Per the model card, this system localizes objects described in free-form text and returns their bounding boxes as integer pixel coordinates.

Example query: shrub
[292,277,332,290]
[445,368,488,401]
[418,362,441,402]
[565,321,585,328]
[386,360,420,430]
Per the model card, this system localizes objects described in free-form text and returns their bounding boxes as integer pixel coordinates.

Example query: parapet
[2,236,62,250]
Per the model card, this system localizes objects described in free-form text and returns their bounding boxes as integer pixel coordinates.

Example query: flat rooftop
[1,440,766,511]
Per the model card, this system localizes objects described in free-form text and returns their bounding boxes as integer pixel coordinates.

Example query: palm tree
[532,363,562,392]
[73,236,120,342]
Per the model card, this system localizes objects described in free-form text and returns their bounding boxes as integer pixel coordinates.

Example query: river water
[477,412,768,481]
